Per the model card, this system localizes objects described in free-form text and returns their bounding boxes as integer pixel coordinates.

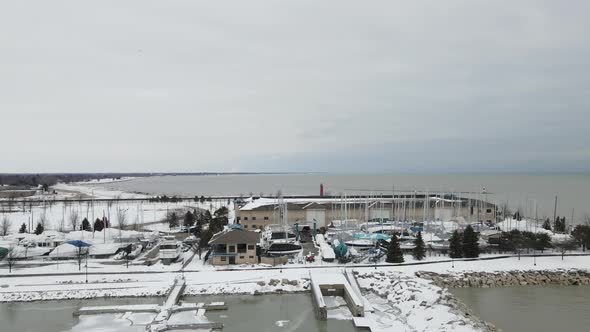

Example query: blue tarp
[353,233,391,241]
[66,240,92,248]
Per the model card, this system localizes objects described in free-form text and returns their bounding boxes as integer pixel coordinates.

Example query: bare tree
[133,214,140,231]
[117,208,128,242]
[58,215,66,233]
[5,247,17,273]
[554,238,579,260]
[1,215,10,236]
[38,211,47,229]
[499,202,511,220]
[69,210,79,231]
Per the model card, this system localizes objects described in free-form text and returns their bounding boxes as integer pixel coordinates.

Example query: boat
[320,242,335,262]
[266,242,303,256]
[160,236,182,263]
[261,197,301,256]
[344,239,375,249]
[428,240,450,251]
[332,239,348,258]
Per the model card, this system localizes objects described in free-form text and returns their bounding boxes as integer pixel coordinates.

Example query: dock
[74,304,160,316]
[74,274,226,331]
[309,271,365,320]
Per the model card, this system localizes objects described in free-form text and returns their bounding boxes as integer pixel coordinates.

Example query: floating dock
[74,274,226,331]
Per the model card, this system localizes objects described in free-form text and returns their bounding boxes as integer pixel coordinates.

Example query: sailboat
[263,195,302,256]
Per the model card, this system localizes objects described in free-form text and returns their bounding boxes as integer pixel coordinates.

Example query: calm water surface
[184,294,359,332]
[99,173,590,220]
[451,285,590,332]
[0,294,358,332]
[0,297,159,332]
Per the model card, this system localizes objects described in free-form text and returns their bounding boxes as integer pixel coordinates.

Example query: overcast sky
[1,1,589,173]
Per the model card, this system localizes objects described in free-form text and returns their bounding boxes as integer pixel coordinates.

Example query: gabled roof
[302,202,327,210]
[208,229,260,245]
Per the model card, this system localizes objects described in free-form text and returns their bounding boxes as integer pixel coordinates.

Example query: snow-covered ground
[2,250,590,331]
[2,183,589,331]
[0,181,232,234]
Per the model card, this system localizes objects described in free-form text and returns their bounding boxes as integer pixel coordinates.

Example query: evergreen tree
[386,234,404,263]
[535,233,552,252]
[184,211,195,228]
[449,230,463,258]
[542,218,552,231]
[554,216,561,232]
[214,206,229,218]
[19,223,27,234]
[559,217,566,233]
[572,225,590,252]
[34,222,44,235]
[168,212,179,228]
[81,218,91,232]
[199,229,213,248]
[462,225,480,258]
[193,220,203,237]
[203,210,212,224]
[412,231,426,261]
[93,218,104,232]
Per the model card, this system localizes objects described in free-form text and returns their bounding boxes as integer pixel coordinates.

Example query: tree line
[168,206,229,249]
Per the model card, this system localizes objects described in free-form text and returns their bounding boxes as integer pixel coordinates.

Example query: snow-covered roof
[209,229,260,245]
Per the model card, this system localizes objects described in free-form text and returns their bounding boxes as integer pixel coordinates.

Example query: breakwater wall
[418,269,590,288]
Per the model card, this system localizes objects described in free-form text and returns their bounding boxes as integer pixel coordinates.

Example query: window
[264,216,269,220]
[244,225,248,228]
[228,245,235,253]
[240,256,244,259]
[237,243,247,253]
[249,256,254,259]
[486,209,492,213]
[248,245,254,250]
[244,217,248,221]
[221,257,227,262]
[252,217,256,220]
[252,225,257,229]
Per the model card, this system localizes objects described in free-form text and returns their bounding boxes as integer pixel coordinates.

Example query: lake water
[0,297,160,332]
[451,285,590,332]
[98,173,590,221]
[0,294,359,332]
[184,294,359,332]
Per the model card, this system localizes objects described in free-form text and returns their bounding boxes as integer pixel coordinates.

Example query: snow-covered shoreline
[3,256,590,331]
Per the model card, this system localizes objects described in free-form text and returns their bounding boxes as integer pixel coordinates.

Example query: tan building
[237,197,497,230]
[208,229,260,266]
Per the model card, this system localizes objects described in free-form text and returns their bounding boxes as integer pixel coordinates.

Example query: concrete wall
[260,255,288,266]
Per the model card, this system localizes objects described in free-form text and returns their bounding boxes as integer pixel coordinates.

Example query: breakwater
[418,269,590,288]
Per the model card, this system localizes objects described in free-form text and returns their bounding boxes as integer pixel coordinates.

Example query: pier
[310,271,365,320]
[74,275,226,331]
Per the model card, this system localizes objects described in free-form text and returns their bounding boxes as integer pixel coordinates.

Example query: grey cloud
[0,0,588,172]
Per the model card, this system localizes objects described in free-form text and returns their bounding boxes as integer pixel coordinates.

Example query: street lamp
[85,251,89,283]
